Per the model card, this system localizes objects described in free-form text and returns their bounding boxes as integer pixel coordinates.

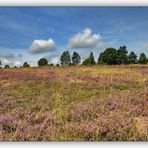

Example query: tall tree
[60,51,71,66]
[97,52,104,64]
[89,52,96,65]
[0,60,1,67]
[117,46,128,64]
[99,48,118,65]
[72,51,81,65]
[138,53,147,64]
[128,51,137,64]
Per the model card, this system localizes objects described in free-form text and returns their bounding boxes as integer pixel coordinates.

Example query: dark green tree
[60,51,71,66]
[98,48,118,65]
[23,62,30,68]
[4,65,10,68]
[72,51,81,65]
[89,52,96,65]
[138,53,147,64]
[97,52,105,64]
[38,58,48,67]
[117,46,128,64]
[82,52,96,66]
[0,60,1,68]
[49,63,54,66]
[128,51,137,64]
[82,58,92,66]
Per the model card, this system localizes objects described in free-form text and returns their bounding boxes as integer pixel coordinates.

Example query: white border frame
[0,0,148,6]
[0,1,147,147]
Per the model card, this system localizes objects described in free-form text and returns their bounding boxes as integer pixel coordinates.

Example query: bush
[82,58,92,66]
[23,62,30,68]
[38,58,48,67]
[4,65,10,68]
[82,52,96,66]
[49,63,54,66]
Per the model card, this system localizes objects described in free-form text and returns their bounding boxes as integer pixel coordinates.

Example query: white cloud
[49,57,59,64]
[69,28,102,49]
[2,59,13,65]
[14,61,22,67]
[29,38,57,54]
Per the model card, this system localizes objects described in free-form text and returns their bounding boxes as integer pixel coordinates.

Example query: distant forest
[0,46,148,68]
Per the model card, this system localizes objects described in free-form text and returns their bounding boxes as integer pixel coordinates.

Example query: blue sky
[0,7,148,66]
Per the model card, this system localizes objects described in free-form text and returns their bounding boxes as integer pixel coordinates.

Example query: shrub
[4,65,10,68]
[23,62,30,68]
[38,58,48,67]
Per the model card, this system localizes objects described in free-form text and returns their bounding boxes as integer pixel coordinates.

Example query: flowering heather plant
[0,65,148,141]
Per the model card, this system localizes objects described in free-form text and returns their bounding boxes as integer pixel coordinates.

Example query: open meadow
[0,65,148,141]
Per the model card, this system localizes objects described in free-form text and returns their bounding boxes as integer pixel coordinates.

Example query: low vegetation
[0,65,147,141]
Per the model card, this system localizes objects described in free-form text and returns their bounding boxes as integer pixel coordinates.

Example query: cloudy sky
[0,7,148,67]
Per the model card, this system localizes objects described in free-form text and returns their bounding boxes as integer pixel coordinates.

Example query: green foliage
[38,58,48,67]
[97,52,104,64]
[56,64,60,67]
[4,65,10,68]
[49,63,54,66]
[89,52,96,65]
[82,52,96,66]
[138,53,147,64]
[128,51,137,64]
[97,46,137,65]
[60,51,71,66]
[98,48,118,65]
[72,51,81,65]
[23,62,30,68]
[117,46,128,64]
[82,57,92,66]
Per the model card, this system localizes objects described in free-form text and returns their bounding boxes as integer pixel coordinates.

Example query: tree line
[0,46,148,68]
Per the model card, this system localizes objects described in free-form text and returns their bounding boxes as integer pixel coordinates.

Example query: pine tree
[138,53,147,64]
[89,52,96,65]
[117,46,128,64]
[72,51,81,65]
[128,51,137,64]
[60,51,71,66]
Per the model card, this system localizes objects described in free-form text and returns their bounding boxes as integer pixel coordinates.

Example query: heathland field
[0,65,148,141]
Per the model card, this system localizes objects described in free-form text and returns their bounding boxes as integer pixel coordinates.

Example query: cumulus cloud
[0,52,24,67]
[69,28,102,49]
[29,38,57,54]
